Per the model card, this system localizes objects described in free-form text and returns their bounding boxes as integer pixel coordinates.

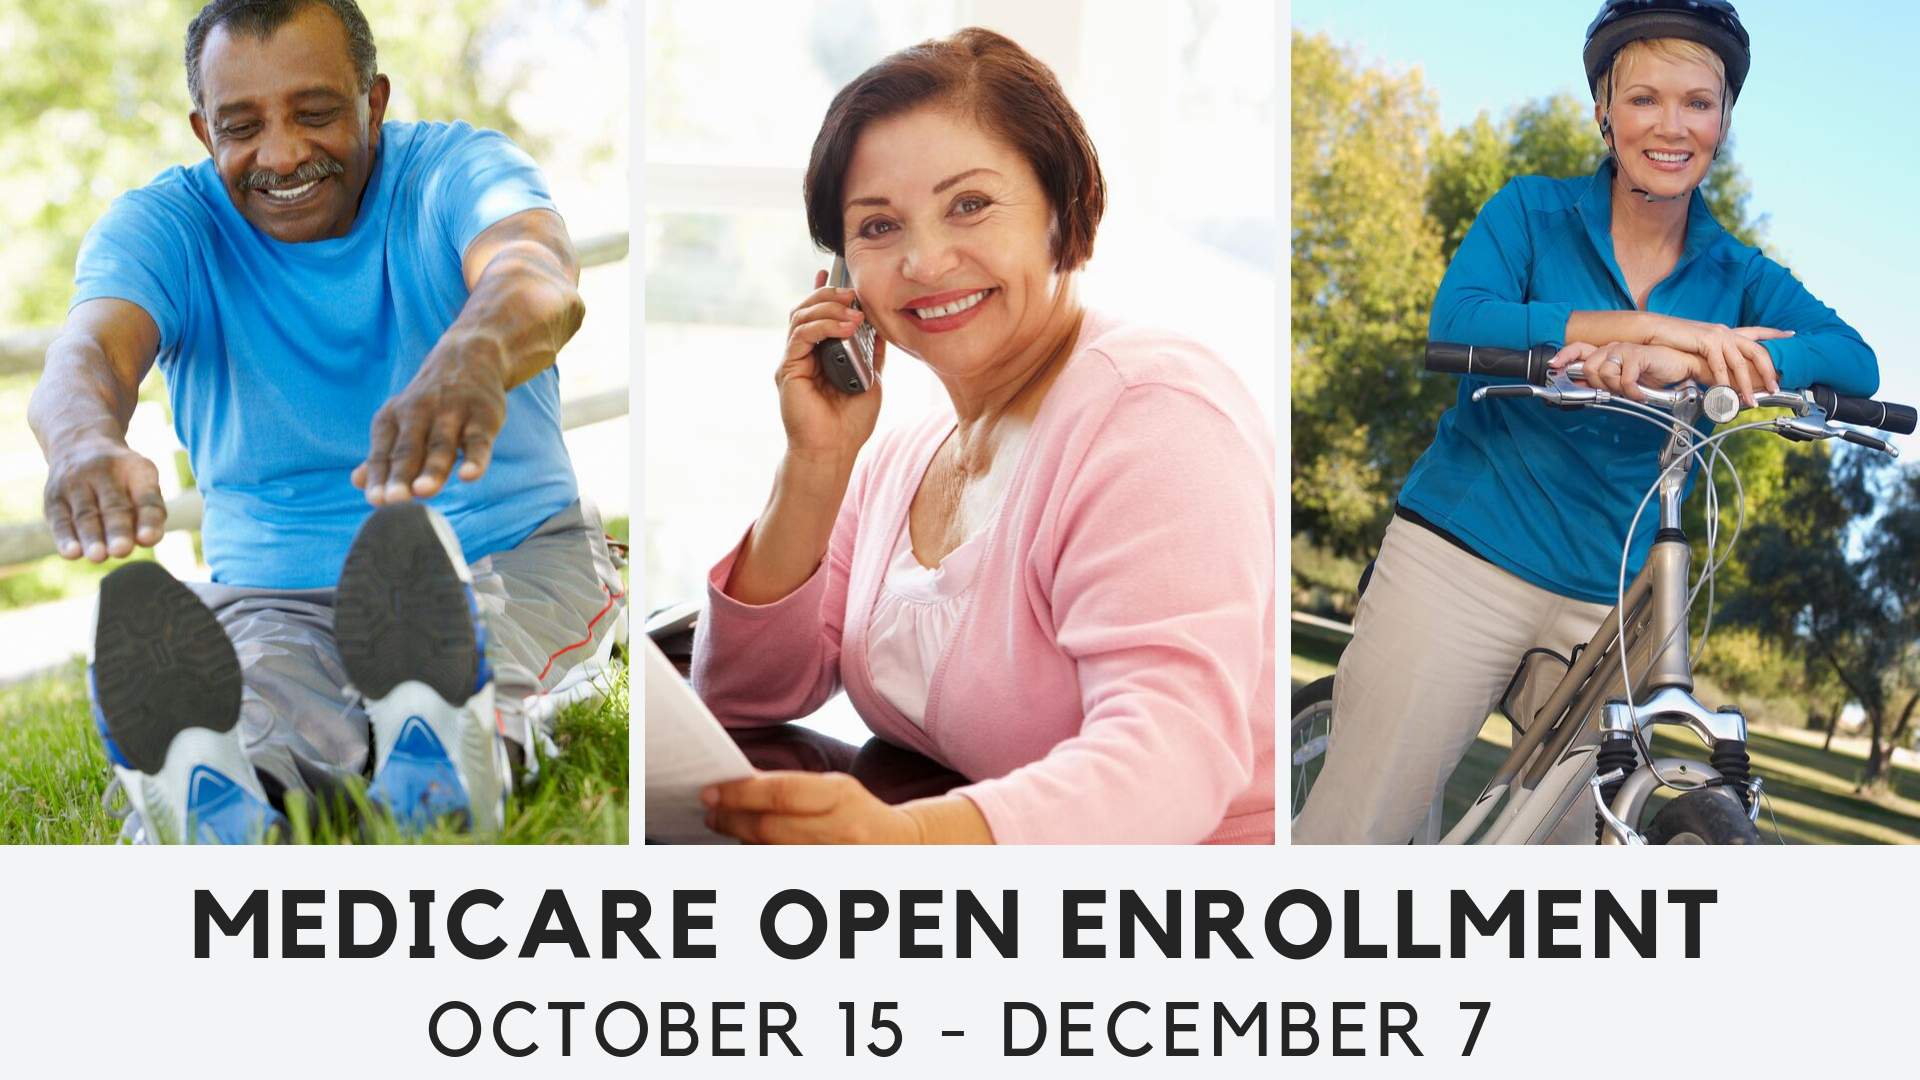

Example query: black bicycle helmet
[1584,0,1751,104]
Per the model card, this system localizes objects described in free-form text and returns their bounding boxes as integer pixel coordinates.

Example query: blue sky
[1292,0,1920,455]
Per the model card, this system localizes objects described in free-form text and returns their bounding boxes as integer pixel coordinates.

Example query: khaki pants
[1292,515,1612,845]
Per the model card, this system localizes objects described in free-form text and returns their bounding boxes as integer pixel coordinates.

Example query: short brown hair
[803,27,1106,273]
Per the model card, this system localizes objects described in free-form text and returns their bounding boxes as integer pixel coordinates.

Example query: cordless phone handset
[815,256,878,395]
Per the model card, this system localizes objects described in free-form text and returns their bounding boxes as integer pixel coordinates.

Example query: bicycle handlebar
[1425,340,1916,436]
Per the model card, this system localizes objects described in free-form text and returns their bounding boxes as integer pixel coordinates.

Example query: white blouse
[865,514,989,728]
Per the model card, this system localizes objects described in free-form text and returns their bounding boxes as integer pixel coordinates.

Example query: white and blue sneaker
[90,562,286,845]
[335,503,509,837]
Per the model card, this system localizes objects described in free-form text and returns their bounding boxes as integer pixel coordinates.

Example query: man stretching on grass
[26,0,626,842]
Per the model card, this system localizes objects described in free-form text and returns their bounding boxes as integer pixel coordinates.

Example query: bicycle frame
[1436,387,1757,844]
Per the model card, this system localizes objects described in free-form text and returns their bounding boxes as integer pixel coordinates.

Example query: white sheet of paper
[643,637,755,843]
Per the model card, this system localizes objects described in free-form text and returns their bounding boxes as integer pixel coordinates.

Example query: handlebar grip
[1424,342,1552,385]
[1809,385,1918,435]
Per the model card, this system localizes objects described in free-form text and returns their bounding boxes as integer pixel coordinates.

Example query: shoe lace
[100,775,148,844]
[100,774,130,821]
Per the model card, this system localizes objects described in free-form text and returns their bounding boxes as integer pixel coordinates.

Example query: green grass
[0,514,632,844]
[1291,633,1343,685]
[0,546,164,610]
[0,658,628,845]
[1291,646,1920,845]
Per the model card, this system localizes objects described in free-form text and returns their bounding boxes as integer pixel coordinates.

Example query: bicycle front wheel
[1290,676,1335,822]
[1641,788,1761,845]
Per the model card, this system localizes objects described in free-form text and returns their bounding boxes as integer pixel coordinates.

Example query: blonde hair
[1596,38,1732,146]
[1595,38,1727,103]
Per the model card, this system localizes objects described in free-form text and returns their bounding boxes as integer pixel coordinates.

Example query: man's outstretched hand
[43,438,167,562]
[353,336,508,504]
[353,208,584,505]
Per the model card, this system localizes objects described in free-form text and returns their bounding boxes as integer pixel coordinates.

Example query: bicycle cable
[1610,416,1753,773]
[1485,392,1748,811]
[1492,378,1883,836]
[1593,401,1751,663]
[1761,786,1788,844]
[1604,414,1774,795]
[1589,401,1738,625]
[1535,394,1757,796]
[1493,392,1752,812]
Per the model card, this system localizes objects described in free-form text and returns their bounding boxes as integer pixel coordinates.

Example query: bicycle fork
[1587,408,1761,843]
[1591,688,1762,845]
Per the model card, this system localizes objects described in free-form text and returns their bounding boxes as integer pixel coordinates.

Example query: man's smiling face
[189,3,389,243]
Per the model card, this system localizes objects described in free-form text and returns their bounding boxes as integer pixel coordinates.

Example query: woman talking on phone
[1293,0,1878,844]
[688,28,1275,845]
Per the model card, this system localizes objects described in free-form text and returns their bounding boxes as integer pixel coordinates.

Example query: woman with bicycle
[1294,0,1879,844]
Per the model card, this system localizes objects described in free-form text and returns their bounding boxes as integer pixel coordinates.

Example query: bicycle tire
[1290,676,1336,821]
[1641,788,1761,845]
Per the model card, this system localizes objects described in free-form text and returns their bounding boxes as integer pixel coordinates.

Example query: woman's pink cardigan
[692,310,1275,844]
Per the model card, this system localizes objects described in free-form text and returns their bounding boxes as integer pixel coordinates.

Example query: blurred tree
[1865,463,1920,768]
[1812,663,1851,751]
[0,0,527,330]
[1291,31,1447,557]
[1720,447,1920,791]
[0,0,205,328]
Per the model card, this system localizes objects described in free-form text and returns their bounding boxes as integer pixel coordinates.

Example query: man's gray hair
[185,0,379,113]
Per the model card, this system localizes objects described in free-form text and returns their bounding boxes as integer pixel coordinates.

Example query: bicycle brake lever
[1773,415,1831,443]
[1542,371,1605,410]
[1838,428,1899,458]
[1471,384,1540,402]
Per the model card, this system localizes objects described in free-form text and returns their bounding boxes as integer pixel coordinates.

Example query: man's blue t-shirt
[1400,160,1877,605]
[70,120,579,588]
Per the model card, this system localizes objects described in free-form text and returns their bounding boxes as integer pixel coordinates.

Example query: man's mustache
[239,157,345,191]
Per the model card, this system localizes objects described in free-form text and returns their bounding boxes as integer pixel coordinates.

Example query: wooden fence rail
[0,231,629,566]
[0,230,629,376]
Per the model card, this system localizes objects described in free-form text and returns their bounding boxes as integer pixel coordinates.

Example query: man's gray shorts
[186,498,627,799]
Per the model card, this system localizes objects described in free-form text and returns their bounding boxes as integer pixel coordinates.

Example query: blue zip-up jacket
[1398,161,1877,605]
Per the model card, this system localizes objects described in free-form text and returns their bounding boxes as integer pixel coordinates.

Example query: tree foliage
[1717,447,1920,789]
[0,0,531,330]
[1290,32,1447,555]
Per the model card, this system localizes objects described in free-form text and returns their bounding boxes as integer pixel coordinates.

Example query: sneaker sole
[337,504,505,835]
[92,562,243,775]
[334,504,478,704]
[91,563,281,844]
